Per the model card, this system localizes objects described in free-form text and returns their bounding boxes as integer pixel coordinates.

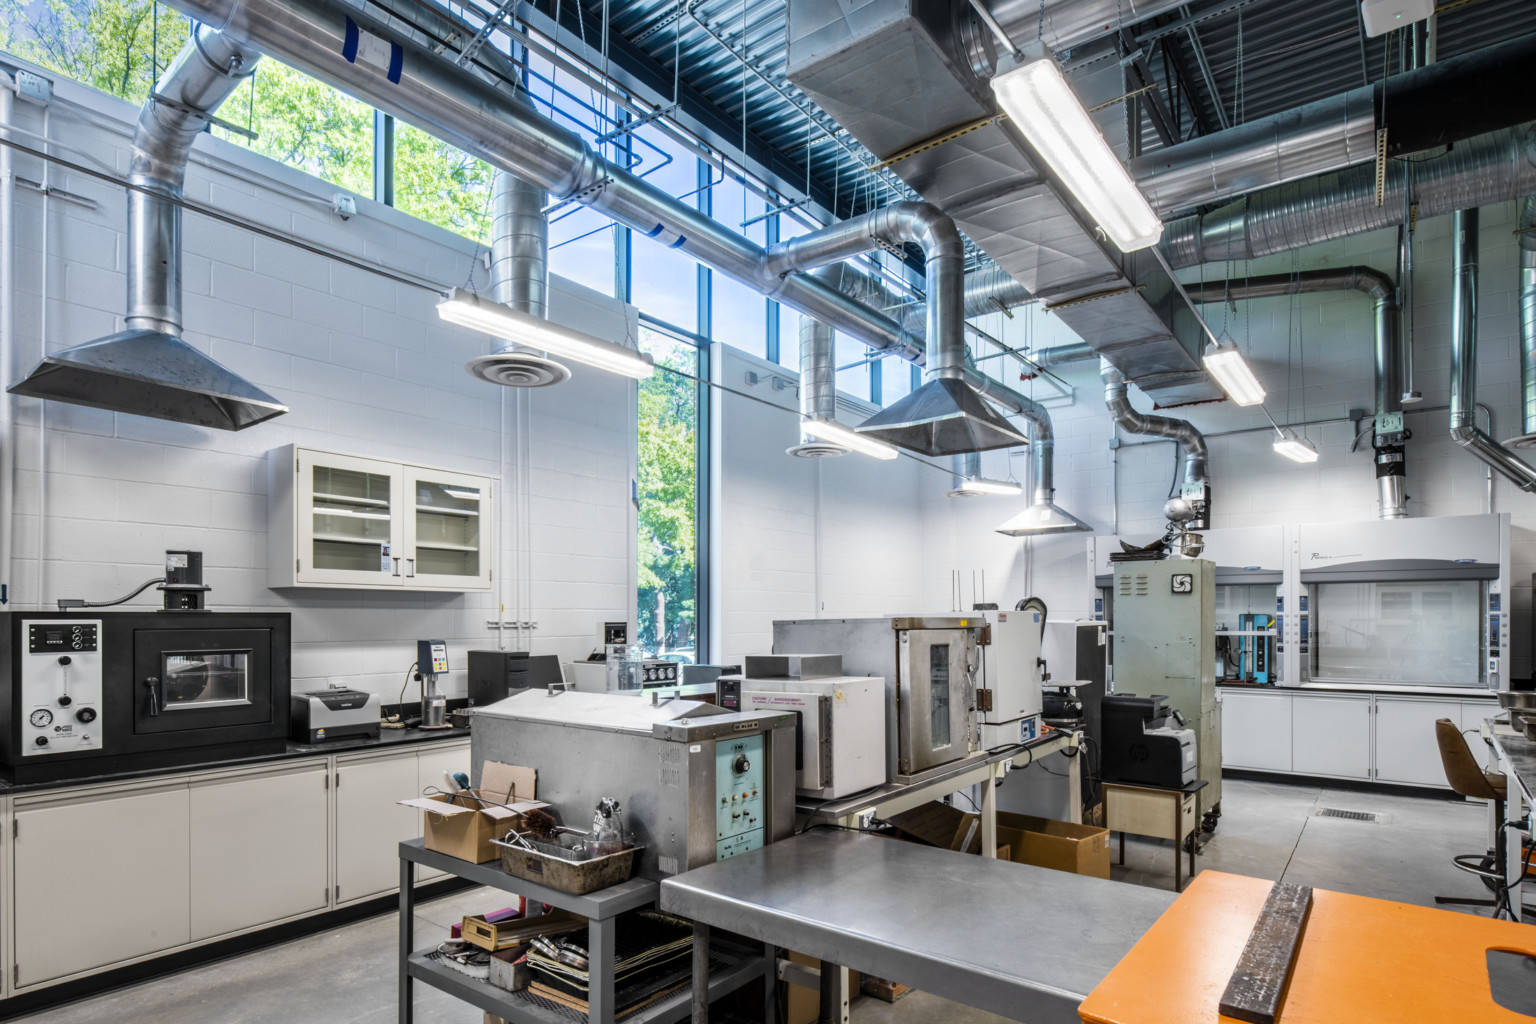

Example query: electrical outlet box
[15,70,51,103]
[331,193,357,219]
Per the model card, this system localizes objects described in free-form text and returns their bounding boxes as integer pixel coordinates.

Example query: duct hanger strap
[149,91,258,140]
[1042,284,1146,312]
[542,175,613,216]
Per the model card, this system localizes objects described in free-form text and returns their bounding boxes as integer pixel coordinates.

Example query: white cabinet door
[335,753,420,903]
[190,763,329,942]
[1291,695,1371,779]
[294,448,405,588]
[415,741,473,881]
[13,783,190,987]
[1218,690,1292,771]
[403,467,493,591]
[1373,698,1462,787]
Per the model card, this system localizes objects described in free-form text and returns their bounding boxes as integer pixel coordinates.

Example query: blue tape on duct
[646,224,665,238]
[669,235,687,249]
[343,17,359,63]
[388,43,403,84]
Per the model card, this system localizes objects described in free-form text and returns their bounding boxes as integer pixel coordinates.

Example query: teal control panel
[715,733,765,860]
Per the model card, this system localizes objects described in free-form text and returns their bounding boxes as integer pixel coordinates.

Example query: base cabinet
[1373,698,1466,787]
[1290,695,1370,780]
[1219,690,1292,772]
[336,753,423,903]
[13,783,191,987]
[190,763,330,941]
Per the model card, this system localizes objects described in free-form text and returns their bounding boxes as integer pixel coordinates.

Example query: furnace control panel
[714,733,765,861]
[21,620,104,757]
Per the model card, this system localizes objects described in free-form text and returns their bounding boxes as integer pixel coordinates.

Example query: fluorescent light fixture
[438,288,654,380]
[1273,429,1320,464]
[1360,0,1434,37]
[990,48,1163,252]
[802,417,899,460]
[1202,335,1266,407]
[949,477,1024,497]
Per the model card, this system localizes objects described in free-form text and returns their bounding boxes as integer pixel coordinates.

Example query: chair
[1432,717,1512,918]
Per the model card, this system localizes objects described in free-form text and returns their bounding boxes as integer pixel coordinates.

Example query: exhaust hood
[855,377,1028,457]
[995,500,1092,536]
[8,330,288,431]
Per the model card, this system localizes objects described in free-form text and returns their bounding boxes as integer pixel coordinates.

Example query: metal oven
[1,612,291,781]
[893,617,981,779]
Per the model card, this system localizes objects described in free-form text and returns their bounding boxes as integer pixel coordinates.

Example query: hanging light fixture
[1273,428,1320,463]
[438,288,655,379]
[1202,333,1267,407]
[989,45,1163,253]
[802,417,900,460]
[948,477,1024,497]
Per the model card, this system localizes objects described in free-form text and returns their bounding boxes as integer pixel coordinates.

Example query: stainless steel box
[471,691,797,880]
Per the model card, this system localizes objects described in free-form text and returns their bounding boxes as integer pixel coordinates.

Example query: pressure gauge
[29,709,53,728]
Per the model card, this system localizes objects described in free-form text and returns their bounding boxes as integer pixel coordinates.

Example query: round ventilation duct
[466,351,571,388]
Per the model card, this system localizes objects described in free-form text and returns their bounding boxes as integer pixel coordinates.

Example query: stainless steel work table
[659,830,1175,1024]
[1485,718,1535,921]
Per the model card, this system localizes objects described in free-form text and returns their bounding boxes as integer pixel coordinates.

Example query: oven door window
[161,651,252,710]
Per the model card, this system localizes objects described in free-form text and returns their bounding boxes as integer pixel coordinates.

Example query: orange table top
[1078,870,1536,1024]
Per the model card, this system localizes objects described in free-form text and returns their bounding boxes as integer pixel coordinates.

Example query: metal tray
[491,836,643,895]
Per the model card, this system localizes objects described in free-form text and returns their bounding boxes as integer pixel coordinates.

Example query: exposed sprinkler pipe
[1448,208,1536,492]
[1181,267,1407,519]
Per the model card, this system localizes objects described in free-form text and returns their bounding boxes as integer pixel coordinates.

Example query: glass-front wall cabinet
[269,445,493,591]
[1310,579,1488,688]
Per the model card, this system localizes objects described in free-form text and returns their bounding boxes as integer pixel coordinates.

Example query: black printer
[1101,693,1198,789]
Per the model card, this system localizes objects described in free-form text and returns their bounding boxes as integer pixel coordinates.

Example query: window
[835,330,870,402]
[1310,580,1487,687]
[636,323,703,660]
[393,125,494,243]
[626,125,699,332]
[0,0,183,105]
[706,174,767,359]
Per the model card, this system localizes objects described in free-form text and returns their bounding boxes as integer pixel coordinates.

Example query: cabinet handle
[406,558,415,578]
[391,557,402,577]
[145,676,161,717]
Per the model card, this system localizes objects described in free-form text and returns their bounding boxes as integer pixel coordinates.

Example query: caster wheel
[1201,813,1219,835]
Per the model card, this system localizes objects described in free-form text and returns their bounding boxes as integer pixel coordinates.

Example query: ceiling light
[948,477,1024,497]
[1360,0,1435,38]
[438,288,654,380]
[802,417,899,460]
[1202,335,1266,406]
[1273,429,1320,463]
[990,47,1162,252]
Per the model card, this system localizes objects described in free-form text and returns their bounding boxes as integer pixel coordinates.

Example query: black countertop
[0,725,472,795]
[1218,682,1497,700]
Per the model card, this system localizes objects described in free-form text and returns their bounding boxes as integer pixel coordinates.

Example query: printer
[1100,694,1197,789]
[291,686,381,743]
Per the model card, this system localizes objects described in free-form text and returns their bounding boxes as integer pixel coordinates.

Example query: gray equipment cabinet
[1111,559,1222,829]
[396,839,774,1023]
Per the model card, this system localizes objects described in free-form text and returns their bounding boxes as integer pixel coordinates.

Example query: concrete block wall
[923,202,1536,678]
[2,67,635,702]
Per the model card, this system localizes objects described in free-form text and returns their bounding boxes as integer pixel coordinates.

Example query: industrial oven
[471,691,797,880]
[0,612,292,782]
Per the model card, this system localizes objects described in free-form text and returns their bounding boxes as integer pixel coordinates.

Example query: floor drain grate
[1315,808,1383,822]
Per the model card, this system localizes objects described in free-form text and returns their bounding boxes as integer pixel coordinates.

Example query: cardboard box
[399,761,546,863]
[887,801,982,854]
[784,951,860,1024]
[995,812,1111,879]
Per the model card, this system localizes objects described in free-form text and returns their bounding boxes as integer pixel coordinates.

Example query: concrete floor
[15,777,1502,1024]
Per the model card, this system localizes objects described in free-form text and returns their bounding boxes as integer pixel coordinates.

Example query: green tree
[394,123,494,243]
[637,330,697,653]
[0,0,187,103]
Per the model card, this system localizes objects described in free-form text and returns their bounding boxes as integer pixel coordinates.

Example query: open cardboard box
[995,812,1111,879]
[399,761,547,863]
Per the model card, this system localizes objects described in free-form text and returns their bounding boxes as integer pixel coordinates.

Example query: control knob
[732,754,750,776]
[57,656,71,666]
[33,736,47,747]
[75,707,96,724]
[57,695,72,707]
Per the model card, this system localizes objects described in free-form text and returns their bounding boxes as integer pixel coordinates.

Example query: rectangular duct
[786,0,1219,404]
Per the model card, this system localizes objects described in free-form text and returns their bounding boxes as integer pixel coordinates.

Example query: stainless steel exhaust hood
[855,376,1028,457]
[10,330,288,431]
[10,26,288,430]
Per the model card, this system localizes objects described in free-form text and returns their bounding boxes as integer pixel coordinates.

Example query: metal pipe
[1102,362,1208,486]
[1181,267,1407,518]
[1129,33,1536,215]
[1162,124,1536,268]
[127,27,259,335]
[964,0,1189,62]
[763,201,965,377]
[163,0,933,365]
[1448,209,1536,492]
[0,73,13,606]
[491,172,548,322]
[1513,197,1536,445]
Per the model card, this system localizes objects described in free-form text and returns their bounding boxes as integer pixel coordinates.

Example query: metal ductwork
[1449,209,1536,491]
[1162,124,1536,269]
[466,171,570,388]
[994,402,1091,536]
[786,0,1220,406]
[1508,198,1536,448]
[158,0,947,380]
[8,27,287,430]
[1102,361,1210,524]
[1182,268,1408,520]
[787,301,847,458]
[765,201,1027,455]
[1130,32,1536,215]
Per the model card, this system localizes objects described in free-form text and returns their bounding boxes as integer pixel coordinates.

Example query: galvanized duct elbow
[1449,209,1536,491]
[1162,124,1536,269]
[467,171,570,388]
[1130,32,1536,215]
[1181,267,1407,519]
[1102,362,1209,488]
[1509,197,1536,448]
[8,26,287,430]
